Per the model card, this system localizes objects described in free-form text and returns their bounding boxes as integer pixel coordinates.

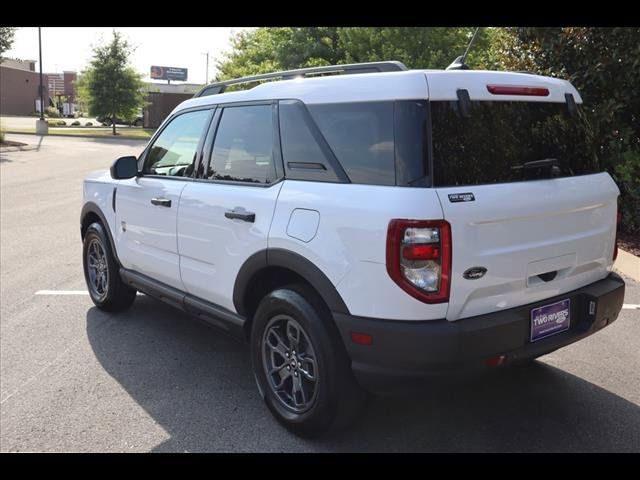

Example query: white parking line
[623,304,639,310]
[35,290,89,295]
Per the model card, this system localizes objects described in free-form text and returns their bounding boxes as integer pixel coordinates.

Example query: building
[0,58,50,116]
[1,58,79,117]
[46,71,78,117]
[142,82,203,128]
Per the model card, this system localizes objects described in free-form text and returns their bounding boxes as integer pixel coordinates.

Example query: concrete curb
[3,130,151,141]
[614,248,640,282]
[0,144,38,152]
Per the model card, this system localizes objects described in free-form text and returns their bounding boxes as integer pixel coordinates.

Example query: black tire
[250,284,369,437]
[82,222,136,312]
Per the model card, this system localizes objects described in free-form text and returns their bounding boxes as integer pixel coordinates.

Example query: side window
[207,105,276,184]
[143,109,211,177]
[279,100,341,182]
[308,102,395,186]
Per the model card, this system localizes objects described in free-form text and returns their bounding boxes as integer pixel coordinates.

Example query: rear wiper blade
[511,158,559,170]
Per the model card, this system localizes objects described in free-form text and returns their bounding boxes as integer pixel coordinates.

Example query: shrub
[614,146,640,236]
[46,119,66,126]
[71,120,81,126]
[45,107,60,118]
[85,122,93,127]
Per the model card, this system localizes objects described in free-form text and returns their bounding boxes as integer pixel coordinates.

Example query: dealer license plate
[530,298,571,342]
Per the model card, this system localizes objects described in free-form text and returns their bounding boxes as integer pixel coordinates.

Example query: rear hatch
[429,88,619,321]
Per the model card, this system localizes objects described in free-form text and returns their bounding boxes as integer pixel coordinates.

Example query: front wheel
[250,285,368,437]
[83,222,136,312]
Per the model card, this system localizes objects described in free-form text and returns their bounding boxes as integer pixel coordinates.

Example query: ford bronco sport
[81,61,625,436]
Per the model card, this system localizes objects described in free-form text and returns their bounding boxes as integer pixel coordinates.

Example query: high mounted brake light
[386,219,452,304]
[486,85,550,96]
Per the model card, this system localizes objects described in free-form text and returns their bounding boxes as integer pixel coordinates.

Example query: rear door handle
[150,197,171,207]
[225,208,255,223]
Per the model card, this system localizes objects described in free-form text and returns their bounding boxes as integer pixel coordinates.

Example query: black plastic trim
[333,272,625,393]
[80,202,120,266]
[287,162,327,170]
[233,248,350,318]
[119,268,245,339]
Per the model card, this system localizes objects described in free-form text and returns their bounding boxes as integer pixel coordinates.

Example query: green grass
[4,128,155,139]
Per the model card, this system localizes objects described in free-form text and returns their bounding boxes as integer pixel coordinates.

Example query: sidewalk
[615,248,640,282]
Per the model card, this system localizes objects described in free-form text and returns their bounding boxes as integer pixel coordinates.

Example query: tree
[215,27,492,81]
[216,27,343,81]
[0,27,17,60]
[491,27,640,234]
[76,31,146,135]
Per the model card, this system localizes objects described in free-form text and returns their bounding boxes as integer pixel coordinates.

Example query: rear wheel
[250,284,368,437]
[83,222,136,312]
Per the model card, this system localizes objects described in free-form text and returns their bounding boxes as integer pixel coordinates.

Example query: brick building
[0,58,50,116]
[1,58,78,116]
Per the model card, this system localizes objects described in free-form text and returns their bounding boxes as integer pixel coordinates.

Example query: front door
[115,108,213,290]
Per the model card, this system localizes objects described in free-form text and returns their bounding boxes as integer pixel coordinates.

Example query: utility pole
[36,27,48,134]
[202,51,209,84]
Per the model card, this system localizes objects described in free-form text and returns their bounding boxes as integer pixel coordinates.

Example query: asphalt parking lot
[1,133,639,452]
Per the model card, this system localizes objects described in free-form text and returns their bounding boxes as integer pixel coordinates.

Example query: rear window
[431,101,601,187]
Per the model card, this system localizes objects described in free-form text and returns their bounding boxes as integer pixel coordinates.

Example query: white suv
[81,61,625,436]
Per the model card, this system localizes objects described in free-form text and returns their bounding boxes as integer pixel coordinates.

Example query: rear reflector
[350,331,373,346]
[485,355,507,367]
[487,84,550,96]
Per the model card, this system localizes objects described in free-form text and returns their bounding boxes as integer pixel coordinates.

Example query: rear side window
[278,100,342,182]
[206,105,276,184]
[308,102,395,186]
[431,100,601,187]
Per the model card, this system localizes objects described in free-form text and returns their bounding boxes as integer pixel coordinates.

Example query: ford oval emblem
[463,267,487,280]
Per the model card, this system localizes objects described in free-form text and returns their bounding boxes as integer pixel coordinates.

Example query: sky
[4,27,250,84]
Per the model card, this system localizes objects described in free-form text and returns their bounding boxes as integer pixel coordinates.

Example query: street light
[202,51,209,85]
[36,27,48,135]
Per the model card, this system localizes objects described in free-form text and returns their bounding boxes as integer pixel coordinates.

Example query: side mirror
[110,156,139,179]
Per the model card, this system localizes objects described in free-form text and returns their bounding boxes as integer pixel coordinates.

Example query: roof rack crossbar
[194,61,408,98]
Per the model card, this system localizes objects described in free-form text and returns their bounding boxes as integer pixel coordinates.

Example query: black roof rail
[193,61,408,98]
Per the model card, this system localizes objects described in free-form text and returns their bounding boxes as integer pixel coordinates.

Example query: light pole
[202,51,209,84]
[36,27,48,135]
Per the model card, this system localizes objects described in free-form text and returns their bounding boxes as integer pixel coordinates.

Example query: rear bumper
[333,273,625,393]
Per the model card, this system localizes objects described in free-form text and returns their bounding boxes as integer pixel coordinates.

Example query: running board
[119,268,246,340]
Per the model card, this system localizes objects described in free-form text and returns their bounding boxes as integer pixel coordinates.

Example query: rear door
[115,108,213,290]
[177,102,284,312]
[430,99,619,321]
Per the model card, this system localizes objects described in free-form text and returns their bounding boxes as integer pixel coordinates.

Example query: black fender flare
[233,248,350,317]
[80,201,121,266]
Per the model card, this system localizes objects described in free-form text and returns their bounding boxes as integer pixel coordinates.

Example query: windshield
[430,100,601,187]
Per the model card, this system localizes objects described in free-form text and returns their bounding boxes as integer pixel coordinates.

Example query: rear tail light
[486,84,550,96]
[613,206,621,261]
[386,219,451,303]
